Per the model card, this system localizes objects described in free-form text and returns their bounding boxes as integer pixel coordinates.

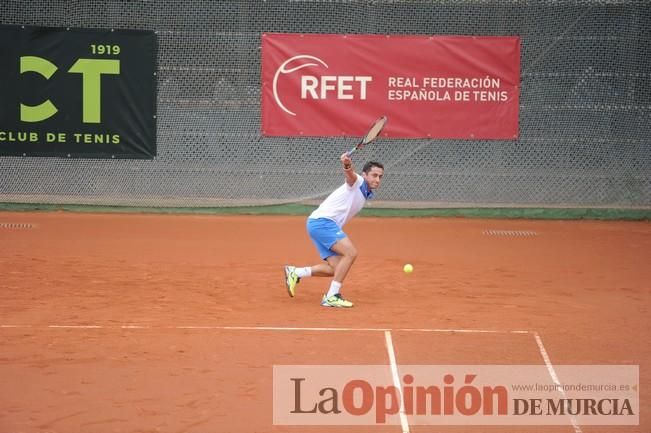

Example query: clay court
[1,0,650,431]
[0,211,648,432]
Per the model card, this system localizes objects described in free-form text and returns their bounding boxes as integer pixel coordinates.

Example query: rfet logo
[263,33,520,138]
[272,54,373,116]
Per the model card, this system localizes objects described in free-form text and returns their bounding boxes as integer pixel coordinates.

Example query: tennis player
[284,153,384,308]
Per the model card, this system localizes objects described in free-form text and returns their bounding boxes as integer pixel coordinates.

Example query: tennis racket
[346,115,387,157]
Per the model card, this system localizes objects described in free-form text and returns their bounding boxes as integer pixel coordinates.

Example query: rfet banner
[0,25,157,158]
[261,33,520,139]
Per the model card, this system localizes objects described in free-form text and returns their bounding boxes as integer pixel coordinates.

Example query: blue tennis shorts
[306,217,347,260]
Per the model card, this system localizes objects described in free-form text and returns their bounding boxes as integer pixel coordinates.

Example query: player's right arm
[340,153,357,186]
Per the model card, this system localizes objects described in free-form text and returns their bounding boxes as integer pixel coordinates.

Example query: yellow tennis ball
[403,263,414,274]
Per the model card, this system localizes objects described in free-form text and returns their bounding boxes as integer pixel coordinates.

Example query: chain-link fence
[1,0,649,207]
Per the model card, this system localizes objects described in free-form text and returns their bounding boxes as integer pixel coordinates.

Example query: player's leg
[321,238,356,308]
[293,261,335,278]
[285,259,336,297]
[328,238,357,283]
[310,259,337,277]
[285,218,339,297]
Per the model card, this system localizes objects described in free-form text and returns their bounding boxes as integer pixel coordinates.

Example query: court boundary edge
[1,202,650,220]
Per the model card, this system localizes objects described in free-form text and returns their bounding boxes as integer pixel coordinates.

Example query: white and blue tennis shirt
[308,173,374,228]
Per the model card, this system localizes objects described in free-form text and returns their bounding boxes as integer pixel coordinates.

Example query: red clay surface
[0,211,649,432]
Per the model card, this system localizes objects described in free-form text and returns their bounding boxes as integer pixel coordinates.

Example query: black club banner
[0,25,157,158]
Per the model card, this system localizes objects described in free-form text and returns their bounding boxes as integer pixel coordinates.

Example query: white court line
[202,325,392,332]
[0,324,532,334]
[398,328,531,334]
[534,331,582,433]
[384,330,410,433]
[48,325,103,329]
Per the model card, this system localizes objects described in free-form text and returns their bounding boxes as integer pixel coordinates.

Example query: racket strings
[363,116,387,143]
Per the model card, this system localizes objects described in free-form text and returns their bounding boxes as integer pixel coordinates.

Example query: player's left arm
[340,153,357,186]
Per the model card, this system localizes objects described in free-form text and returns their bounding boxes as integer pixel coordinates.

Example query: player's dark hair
[362,161,384,173]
